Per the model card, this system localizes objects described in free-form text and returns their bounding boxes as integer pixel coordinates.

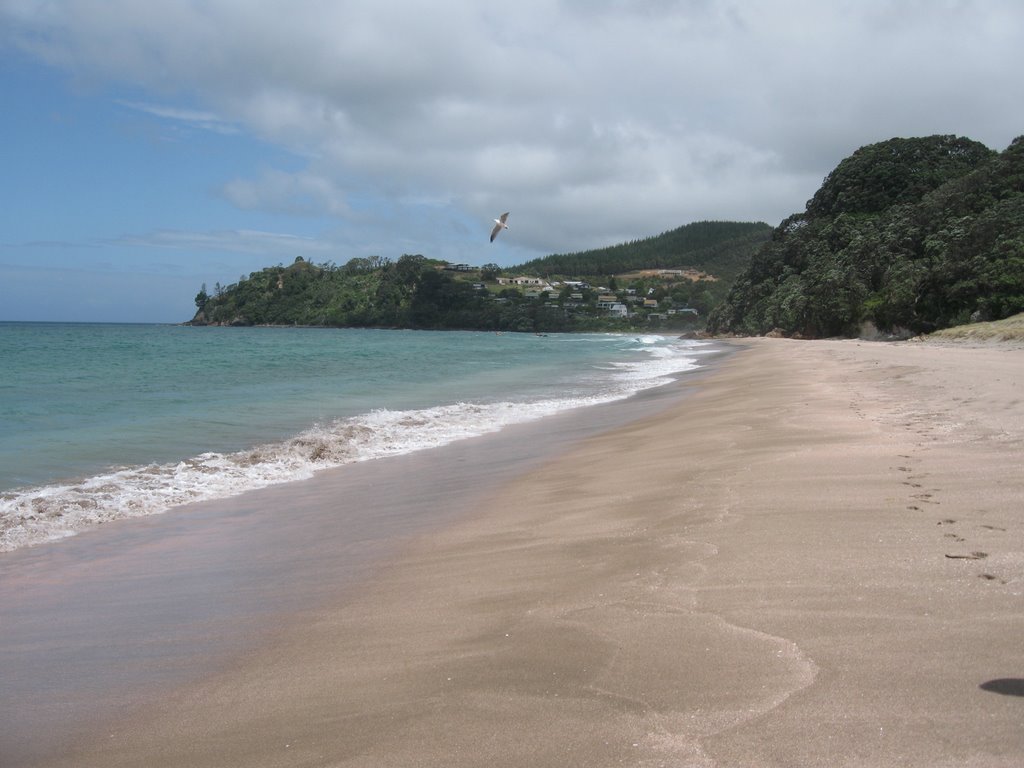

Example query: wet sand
[0,348,725,767]
[9,338,1024,767]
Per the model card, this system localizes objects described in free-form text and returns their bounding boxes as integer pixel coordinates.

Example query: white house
[597,296,628,317]
[497,276,546,287]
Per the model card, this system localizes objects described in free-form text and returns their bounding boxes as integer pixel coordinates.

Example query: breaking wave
[1,338,707,552]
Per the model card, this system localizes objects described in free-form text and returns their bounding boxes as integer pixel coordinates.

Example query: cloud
[3,0,1023,259]
[108,228,335,258]
[117,100,239,135]
[2,228,330,263]
[222,170,353,218]
[0,238,100,250]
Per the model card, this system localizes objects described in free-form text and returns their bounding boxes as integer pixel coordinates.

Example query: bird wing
[490,212,510,242]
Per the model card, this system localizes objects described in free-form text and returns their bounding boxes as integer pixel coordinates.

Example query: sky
[2,1,1023,323]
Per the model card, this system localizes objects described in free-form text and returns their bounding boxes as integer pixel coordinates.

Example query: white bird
[490,212,510,242]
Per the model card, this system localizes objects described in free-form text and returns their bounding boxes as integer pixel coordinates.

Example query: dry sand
[47,338,1024,767]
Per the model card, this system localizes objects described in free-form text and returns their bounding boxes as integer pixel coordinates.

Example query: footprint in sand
[944,551,988,560]
[979,574,1007,583]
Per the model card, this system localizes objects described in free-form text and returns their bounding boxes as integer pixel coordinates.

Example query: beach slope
[52,338,1023,767]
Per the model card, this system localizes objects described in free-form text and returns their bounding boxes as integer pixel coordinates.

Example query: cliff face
[187,310,252,327]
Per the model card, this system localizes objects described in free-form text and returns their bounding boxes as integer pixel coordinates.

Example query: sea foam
[0,338,707,552]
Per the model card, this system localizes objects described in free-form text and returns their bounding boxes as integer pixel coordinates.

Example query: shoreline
[9,338,1024,766]
[0,345,728,767]
[0,329,708,554]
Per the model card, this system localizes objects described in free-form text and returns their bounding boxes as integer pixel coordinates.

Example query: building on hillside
[497,276,547,287]
[597,296,628,317]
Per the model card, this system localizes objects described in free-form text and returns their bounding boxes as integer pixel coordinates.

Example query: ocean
[0,322,713,552]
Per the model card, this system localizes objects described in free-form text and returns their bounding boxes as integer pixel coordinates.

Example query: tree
[710,134,1021,337]
[513,221,771,278]
[805,135,995,218]
[195,283,209,310]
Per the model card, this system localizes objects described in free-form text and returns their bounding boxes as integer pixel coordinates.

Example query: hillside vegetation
[190,135,1023,336]
[189,221,766,332]
[513,220,771,280]
[925,312,1024,343]
[709,135,1024,338]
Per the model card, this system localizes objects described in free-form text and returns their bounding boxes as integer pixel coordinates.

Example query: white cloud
[109,228,335,258]
[222,170,353,218]
[117,101,239,135]
[3,0,1022,260]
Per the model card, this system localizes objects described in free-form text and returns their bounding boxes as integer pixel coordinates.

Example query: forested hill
[188,135,1023,336]
[188,219,771,332]
[708,135,1024,338]
[512,220,771,279]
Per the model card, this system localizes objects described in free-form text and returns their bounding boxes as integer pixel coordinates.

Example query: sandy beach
[16,337,1024,767]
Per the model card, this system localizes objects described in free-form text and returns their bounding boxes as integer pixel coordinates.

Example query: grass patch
[927,313,1024,343]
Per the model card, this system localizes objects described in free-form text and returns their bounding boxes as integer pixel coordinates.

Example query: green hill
[188,221,771,332]
[708,135,1024,338]
[189,135,1023,337]
[512,220,772,280]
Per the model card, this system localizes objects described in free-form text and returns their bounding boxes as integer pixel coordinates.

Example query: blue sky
[2,1,1023,323]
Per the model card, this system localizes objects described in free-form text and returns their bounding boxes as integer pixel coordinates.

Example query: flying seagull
[490,212,510,242]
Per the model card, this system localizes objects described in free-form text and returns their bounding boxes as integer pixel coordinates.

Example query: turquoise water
[0,322,711,551]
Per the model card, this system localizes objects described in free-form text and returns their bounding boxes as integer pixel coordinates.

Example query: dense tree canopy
[514,220,771,279]
[192,255,588,332]
[709,136,1024,337]
[804,135,996,218]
